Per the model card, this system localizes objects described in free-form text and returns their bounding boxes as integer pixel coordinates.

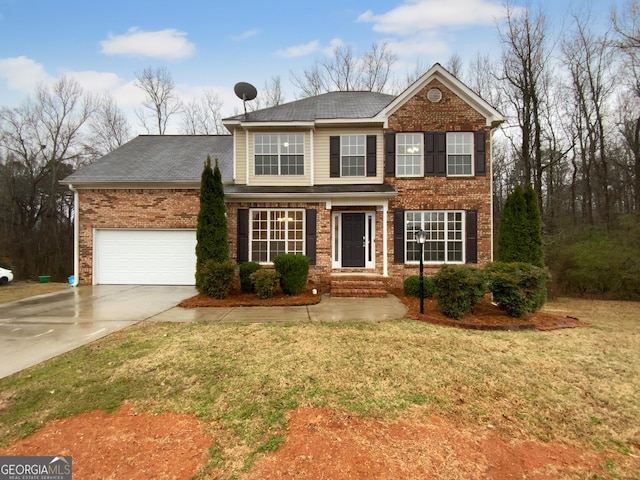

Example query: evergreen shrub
[195,260,235,299]
[239,262,261,293]
[272,254,309,295]
[486,262,550,317]
[250,269,279,299]
[433,265,486,320]
[403,275,435,298]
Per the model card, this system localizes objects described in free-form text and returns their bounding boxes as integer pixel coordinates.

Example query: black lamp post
[415,230,428,314]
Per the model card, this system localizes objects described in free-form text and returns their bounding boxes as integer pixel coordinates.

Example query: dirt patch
[0,404,214,479]
[179,285,322,308]
[392,289,591,331]
[0,406,612,479]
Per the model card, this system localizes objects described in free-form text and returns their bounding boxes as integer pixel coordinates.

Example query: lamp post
[415,230,428,314]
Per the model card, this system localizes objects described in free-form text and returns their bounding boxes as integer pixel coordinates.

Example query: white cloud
[276,40,320,58]
[100,27,195,60]
[65,70,122,93]
[386,31,451,59]
[233,29,260,41]
[322,38,344,56]
[358,0,509,34]
[0,56,52,92]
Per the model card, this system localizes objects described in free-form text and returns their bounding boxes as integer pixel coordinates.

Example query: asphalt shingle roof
[226,91,396,122]
[63,135,233,184]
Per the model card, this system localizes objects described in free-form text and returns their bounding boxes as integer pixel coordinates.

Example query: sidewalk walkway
[149,294,408,323]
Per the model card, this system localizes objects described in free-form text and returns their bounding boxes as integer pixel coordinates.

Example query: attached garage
[94,229,197,285]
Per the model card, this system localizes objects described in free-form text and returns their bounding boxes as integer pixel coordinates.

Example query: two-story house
[62,64,503,294]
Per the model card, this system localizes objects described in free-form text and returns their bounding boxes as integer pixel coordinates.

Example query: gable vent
[427,88,442,103]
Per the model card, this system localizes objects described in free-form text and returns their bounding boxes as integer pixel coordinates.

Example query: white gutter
[68,184,80,287]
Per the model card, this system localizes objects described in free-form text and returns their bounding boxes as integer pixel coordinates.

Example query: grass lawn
[0,282,68,304]
[0,297,638,478]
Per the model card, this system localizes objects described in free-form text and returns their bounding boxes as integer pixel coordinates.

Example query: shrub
[403,275,435,298]
[239,262,261,293]
[433,265,486,320]
[272,254,309,295]
[486,262,550,318]
[195,260,235,299]
[250,269,279,299]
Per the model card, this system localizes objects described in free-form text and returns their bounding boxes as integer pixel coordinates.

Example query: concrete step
[331,288,388,298]
[330,275,388,298]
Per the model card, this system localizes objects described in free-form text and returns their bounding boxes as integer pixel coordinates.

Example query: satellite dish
[234,82,258,116]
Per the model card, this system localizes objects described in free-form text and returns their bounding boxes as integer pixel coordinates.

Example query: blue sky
[0,0,625,132]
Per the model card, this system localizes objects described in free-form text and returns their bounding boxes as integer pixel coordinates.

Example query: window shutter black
[385,132,396,177]
[424,132,435,176]
[435,132,447,176]
[330,136,340,178]
[393,209,405,264]
[305,208,317,265]
[237,208,249,264]
[366,135,377,177]
[475,130,486,176]
[465,210,478,264]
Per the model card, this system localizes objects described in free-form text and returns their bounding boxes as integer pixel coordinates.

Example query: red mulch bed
[391,289,591,331]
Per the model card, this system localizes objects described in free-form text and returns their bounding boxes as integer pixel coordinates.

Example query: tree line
[1,0,638,295]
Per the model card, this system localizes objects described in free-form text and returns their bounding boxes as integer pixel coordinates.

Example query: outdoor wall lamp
[415,230,428,314]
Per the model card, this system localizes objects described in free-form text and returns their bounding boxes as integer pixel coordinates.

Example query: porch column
[383,201,388,277]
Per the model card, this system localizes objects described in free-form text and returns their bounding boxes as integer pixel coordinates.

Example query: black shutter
[237,208,249,264]
[424,132,435,176]
[330,136,340,178]
[366,135,377,177]
[475,130,486,176]
[394,209,405,264]
[465,210,478,264]
[305,208,317,265]
[435,132,447,176]
[385,132,396,177]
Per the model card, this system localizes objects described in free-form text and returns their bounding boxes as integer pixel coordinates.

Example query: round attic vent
[427,88,442,103]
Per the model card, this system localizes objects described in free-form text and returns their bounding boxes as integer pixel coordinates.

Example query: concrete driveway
[0,285,196,379]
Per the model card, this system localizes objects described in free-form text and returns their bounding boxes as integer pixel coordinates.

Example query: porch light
[415,230,428,314]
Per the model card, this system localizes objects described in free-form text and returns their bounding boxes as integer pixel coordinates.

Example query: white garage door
[95,229,197,285]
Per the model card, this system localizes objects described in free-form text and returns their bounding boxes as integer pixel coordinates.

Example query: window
[446,132,473,176]
[405,211,464,263]
[396,133,423,176]
[255,134,304,175]
[341,135,366,176]
[250,209,304,263]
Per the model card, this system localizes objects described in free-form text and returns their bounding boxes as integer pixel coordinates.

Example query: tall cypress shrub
[196,156,229,288]
[497,185,527,263]
[523,184,544,266]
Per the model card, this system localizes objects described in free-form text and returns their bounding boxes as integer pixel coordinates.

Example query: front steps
[330,274,388,298]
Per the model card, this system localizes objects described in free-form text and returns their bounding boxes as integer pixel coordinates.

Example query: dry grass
[0,282,68,304]
[0,298,638,478]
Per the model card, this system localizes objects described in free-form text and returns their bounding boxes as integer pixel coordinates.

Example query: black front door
[341,213,365,267]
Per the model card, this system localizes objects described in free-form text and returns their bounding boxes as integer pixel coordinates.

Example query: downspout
[68,184,80,287]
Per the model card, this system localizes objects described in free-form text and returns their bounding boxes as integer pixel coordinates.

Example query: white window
[250,209,304,263]
[396,133,423,177]
[341,135,366,177]
[446,132,473,176]
[405,211,464,263]
[255,133,304,176]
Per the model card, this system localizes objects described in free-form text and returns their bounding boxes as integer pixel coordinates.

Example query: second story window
[341,135,366,177]
[446,132,473,176]
[396,133,423,177]
[255,133,304,176]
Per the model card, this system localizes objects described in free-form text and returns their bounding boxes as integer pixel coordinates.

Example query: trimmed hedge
[273,254,309,295]
[403,275,435,298]
[433,265,487,320]
[486,262,550,317]
[195,260,235,299]
[250,269,279,299]
[239,262,261,293]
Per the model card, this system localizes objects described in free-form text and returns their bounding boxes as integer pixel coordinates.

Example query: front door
[341,213,366,267]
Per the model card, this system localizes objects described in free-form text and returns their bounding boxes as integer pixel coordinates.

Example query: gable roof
[223,91,395,126]
[383,63,504,128]
[62,135,233,186]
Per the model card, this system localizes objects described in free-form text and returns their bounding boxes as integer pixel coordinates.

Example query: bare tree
[180,89,227,135]
[134,66,182,135]
[360,43,398,92]
[0,76,95,279]
[445,53,464,78]
[86,93,131,159]
[253,76,285,110]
